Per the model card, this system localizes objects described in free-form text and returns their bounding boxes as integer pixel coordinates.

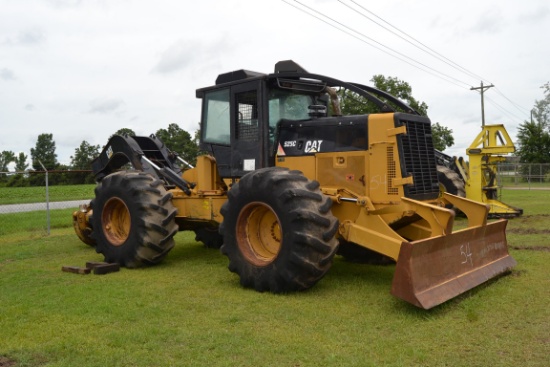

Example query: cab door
[230,81,266,177]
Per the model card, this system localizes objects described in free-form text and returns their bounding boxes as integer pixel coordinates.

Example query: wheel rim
[236,202,282,266]
[102,197,131,246]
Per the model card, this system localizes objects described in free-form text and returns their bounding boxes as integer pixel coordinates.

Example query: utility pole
[470,81,494,127]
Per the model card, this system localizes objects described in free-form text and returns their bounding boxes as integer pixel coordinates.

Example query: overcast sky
[1,0,549,167]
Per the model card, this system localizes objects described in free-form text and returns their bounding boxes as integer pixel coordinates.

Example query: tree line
[0,123,200,187]
[2,75,547,187]
[0,75,458,188]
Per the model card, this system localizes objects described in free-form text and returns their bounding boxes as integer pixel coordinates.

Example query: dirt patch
[507,228,550,235]
[510,245,550,252]
[0,356,17,367]
[513,214,550,222]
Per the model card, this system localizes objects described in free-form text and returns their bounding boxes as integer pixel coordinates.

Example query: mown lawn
[0,184,95,205]
[0,189,549,366]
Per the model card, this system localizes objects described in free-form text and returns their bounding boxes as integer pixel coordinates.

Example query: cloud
[2,28,46,46]
[469,9,504,34]
[17,28,46,45]
[518,6,550,24]
[46,0,84,9]
[0,68,16,81]
[88,98,125,114]
[152,38,227,75]
[24,104,36,111]
[152,39,198,74]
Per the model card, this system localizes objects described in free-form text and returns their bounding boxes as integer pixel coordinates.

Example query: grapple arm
[91,134,192,194]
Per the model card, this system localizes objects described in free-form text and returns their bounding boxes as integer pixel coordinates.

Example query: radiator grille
[387,146,398,195]
[399,118,439,199]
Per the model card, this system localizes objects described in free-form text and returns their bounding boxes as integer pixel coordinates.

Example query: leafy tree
[71,140,100,169]
[0,150,15,172]
[338,75,429,117]
[194,127,201,145]
[516,82,550,163]
[14,152,28,172]
[432,122,455,151]
[371,75,429,116]
[516,121,550,163]
[110,128,136,139]
[30,133,57,170]
[337,75,452,150]
[30,133,58,186]
[70,140,100,184]
[155,123,200,165]
[6,174,29,187]
[337,89,377,116]
[6,152,30,187]
[55,163,72,185]
[530,82,550,130]
[0,150,16,185]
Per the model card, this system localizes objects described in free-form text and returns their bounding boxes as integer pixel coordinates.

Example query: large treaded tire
[90,171,178,268]
[437,165,466,197]
[219,167,339,293]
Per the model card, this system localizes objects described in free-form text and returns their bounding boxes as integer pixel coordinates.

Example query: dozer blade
[391,219,516,309]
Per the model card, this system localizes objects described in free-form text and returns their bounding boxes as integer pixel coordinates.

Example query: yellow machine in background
[436,124,523,218]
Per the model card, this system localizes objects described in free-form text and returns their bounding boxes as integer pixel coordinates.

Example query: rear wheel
[220,167,339,292]
[437,165,465,197]
[91,171,178,268]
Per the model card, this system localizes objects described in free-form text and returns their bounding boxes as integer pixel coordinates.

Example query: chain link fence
[2,164,550,238]
[497,163,550,188]
[0,171,94,237]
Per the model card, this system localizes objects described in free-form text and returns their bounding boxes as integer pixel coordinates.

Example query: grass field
[0,189,549,366]
[0,185,95,205]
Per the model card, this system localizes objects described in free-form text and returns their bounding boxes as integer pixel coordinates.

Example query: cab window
[202,88,230,145]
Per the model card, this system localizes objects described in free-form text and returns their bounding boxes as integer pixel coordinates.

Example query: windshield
[268,89,314,124]
[267,89,317,153]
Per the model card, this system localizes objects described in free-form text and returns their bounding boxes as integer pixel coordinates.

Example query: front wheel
[90,171,178,268]
[220,167,339,293]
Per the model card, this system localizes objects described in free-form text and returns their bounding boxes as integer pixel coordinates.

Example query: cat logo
[304,140,323,153]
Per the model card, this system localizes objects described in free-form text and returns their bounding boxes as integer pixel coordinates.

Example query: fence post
[527,164,532,190]
[38,160,50,235]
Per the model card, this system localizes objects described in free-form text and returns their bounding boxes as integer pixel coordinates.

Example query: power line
[284,0,471,89]
[283,0,531,123]
[494,87,532,116]
[340,0,491,84]
[339,1,531,121]
[485,95,528,124]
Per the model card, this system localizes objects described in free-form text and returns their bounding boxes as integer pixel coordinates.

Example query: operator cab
[196,61,332,179]
[196,60,421,181]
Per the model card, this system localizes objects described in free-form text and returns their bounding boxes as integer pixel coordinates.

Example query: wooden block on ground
[92,263,120,275]
[62,266,91,275]
[85,261,110,269]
